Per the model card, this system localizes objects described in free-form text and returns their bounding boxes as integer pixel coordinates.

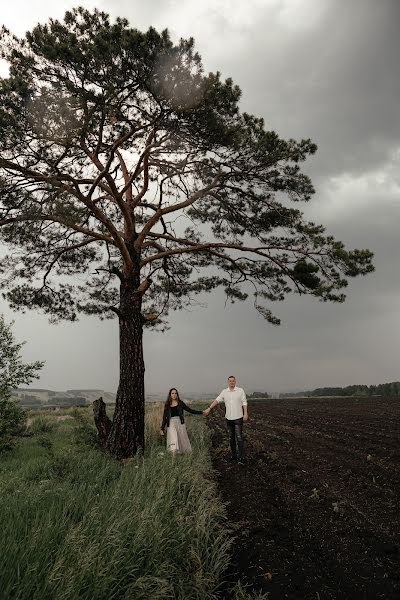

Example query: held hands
[202,408,210,416]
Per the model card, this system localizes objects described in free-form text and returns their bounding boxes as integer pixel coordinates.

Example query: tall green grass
[0,406,267,599]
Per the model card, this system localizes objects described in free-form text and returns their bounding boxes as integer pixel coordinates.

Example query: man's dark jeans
[226,417,244,460]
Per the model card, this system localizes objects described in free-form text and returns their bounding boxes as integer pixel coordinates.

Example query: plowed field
[207,397,400,599]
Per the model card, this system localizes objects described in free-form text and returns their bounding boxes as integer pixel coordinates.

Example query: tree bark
[106,272,145,459]
[93,396,112,445]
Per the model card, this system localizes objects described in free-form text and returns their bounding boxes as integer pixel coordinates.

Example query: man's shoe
[237,458,245,466]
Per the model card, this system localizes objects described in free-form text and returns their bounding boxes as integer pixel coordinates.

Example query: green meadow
[0,405,266,600]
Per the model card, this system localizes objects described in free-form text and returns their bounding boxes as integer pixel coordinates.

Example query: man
[204,375,248,465]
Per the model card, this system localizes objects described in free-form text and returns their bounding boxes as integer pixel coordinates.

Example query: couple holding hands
[160,375,248,464]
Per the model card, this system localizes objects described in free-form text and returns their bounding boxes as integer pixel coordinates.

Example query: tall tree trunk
[106,274,145,459]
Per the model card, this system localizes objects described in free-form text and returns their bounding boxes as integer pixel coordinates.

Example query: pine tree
[0,8,373,457]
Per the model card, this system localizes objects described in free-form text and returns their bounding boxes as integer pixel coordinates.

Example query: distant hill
[67,389,104,393]
[17,388,56,393]
[12,388,117,406]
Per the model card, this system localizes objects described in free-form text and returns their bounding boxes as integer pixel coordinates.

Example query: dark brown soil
[207,397,400,600]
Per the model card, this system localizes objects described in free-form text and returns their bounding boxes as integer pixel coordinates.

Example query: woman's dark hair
[164,388,181,408]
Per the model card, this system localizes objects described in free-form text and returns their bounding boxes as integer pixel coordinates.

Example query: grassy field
[0,403,266,600]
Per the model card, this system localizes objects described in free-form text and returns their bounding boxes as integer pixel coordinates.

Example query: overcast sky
[1,0,399,396]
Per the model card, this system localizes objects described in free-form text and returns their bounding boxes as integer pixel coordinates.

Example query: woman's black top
[161,400,203,432]
[170,405,179,418]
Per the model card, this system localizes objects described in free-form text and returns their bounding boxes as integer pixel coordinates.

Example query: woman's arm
[181,401,203,415]
[160,407,168,433]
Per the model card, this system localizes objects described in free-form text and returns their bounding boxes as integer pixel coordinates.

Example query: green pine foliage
[0,7,373,327]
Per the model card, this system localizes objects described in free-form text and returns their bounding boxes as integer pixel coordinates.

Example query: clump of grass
[0,437,15,454]
[145,401,164,443]
[230,582,270,599]
[30,415,57,435]
[71,406,99,448]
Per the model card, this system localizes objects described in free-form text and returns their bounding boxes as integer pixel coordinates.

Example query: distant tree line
[248,391,270,399]
[19,394,41,405]
[51,397,88,406]
[280,381,400,398]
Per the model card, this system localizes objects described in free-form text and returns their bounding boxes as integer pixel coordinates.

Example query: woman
[160,388,204,454]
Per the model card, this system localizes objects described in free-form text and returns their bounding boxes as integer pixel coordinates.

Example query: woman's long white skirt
[166,416,192,454]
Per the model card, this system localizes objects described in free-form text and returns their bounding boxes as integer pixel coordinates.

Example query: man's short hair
[228,375,236,380]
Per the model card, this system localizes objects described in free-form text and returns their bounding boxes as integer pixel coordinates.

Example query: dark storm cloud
[188,0,400,180]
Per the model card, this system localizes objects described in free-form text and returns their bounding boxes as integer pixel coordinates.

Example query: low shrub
[30,415,57,435]
[0,398,26,437]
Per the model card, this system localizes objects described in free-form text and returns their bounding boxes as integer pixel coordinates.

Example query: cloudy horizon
[1,0,399,397]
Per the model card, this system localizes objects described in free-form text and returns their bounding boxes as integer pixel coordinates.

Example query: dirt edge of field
[208,397,400,600]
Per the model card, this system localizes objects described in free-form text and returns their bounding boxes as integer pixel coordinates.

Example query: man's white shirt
[215,386,247,420]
